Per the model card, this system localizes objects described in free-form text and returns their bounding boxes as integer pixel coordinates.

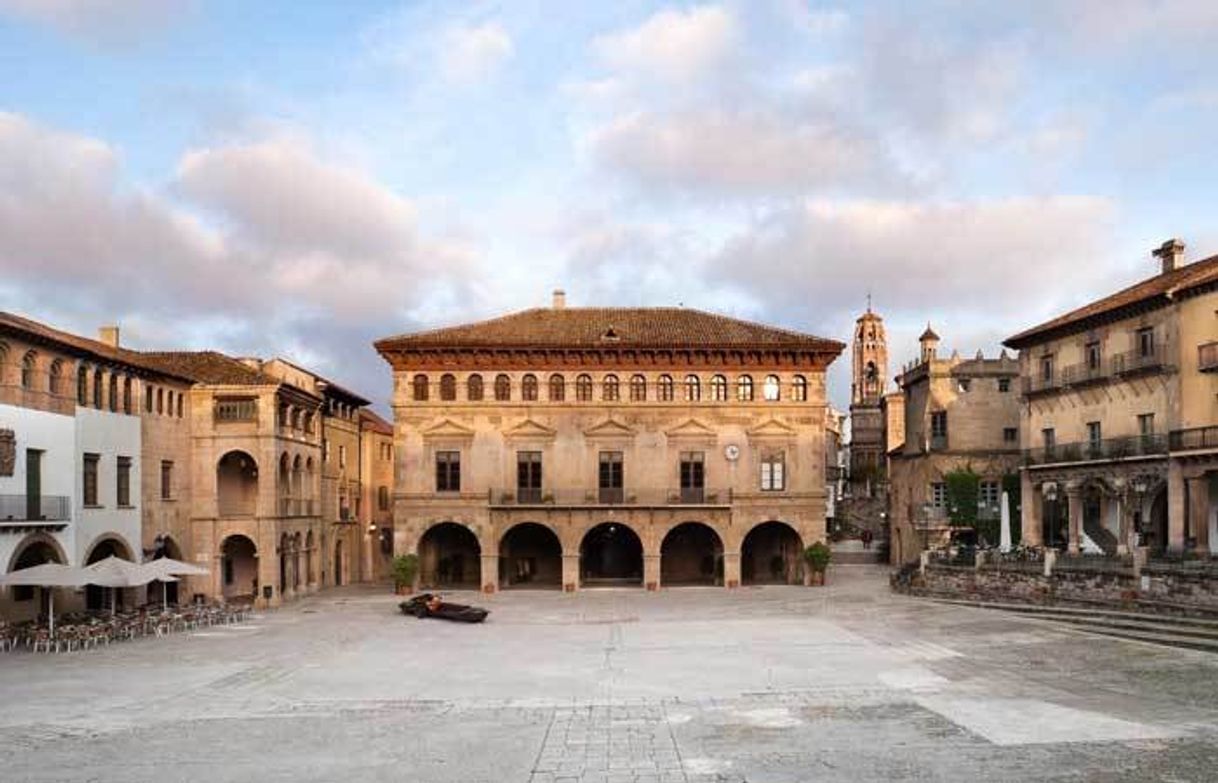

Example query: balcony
[1113,345,1164,375]
[1200,342,1218,373]
[0,495,70,525]
[488,487,735,507]
[1170,426,1218,452]
[214,397,258,424]
[1023,344,1167,397]
[1024,434,1168,466]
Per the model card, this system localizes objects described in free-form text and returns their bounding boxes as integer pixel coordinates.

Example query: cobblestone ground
[4,567,1218,781]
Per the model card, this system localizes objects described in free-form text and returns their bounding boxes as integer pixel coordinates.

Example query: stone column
[1168,461,1187,553]
[722,551,741,589]
[1190,476,1211,554]
[480,554,498,594]
[1021,473,1043,547]
[1116,490,1131,557]
[1066,484,1082,555]
[644,553,660,591]
[560,555,579,591]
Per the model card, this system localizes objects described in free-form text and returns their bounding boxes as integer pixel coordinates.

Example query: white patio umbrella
[0,563,90,637]
[83,556,159,616]
[142,558,209,610]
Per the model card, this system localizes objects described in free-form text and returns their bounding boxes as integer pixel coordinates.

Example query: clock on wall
[724,444,740,461]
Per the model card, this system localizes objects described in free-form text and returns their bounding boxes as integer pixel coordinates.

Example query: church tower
[848,302,889,484]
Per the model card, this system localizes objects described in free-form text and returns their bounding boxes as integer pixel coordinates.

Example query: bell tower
[851,302,888,405]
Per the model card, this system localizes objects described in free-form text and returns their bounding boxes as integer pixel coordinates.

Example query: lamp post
[1043,482,1060,548]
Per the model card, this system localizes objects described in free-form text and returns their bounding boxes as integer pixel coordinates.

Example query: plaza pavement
[3,566,1218,781]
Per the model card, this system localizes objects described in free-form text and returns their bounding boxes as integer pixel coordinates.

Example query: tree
[944,466,980,529]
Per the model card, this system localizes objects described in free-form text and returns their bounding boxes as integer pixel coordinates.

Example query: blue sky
[2,0,1217,412]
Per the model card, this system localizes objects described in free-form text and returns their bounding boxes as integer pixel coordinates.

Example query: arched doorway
[217,451,259,516]
[741,521,803,585]
[279,532,290,595]
[499,523,562,589]
[580,523,642,586]
[418,522,481,589]
[221,535,258,600]
[334,538,344,586]
[84,537,133,611]
[1145,487,1169,554]
[7,535,65,620]
[150,535,184,605]
[305,530,315,585]
[661,522,723,586]
[293,532,303,591]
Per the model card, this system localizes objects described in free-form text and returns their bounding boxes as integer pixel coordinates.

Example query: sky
[1,0,1217,414]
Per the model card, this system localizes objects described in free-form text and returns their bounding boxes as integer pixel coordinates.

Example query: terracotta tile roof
[359,408,393,434]
[375,307,844,353]
[137,351,279,386]
[1005,254,1218,348]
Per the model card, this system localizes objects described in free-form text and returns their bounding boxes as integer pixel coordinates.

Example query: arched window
[657,374,674,402]
[630,374,647,401]
[146,385,154,413]
[123,376,132,414]
[440,373,457,401]
[77,366,88,405]
[603,374,620,401]
[575,374,593,402]
[710,374,727,401]
[412,374,429,401]
[303,411,314,434]
[522,374,538,401]
[764,374,781,401]
[177,393,184,418]
[684,374,700,402]
[793,375,808,402]
[157,387,164,414]
[93,369,103,408]
[549,374,565,401]
[467,374,483,401]
[737,375,754,401]
[494,374,511,401]
[20,351,36,389]
[107,374,118,412]
[48,360,62,395]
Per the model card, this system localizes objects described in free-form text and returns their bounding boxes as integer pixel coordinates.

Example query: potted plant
[392,554,419,595]
[803,541,832,586]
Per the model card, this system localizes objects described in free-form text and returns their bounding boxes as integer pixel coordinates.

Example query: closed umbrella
[0,563,90,637]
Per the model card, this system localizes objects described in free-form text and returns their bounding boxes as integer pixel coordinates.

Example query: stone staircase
[1083,515,1119,556]
[931,598,1218,654]
[831,539,887,565]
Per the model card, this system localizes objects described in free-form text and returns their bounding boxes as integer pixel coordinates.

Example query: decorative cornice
[379,346,836,372]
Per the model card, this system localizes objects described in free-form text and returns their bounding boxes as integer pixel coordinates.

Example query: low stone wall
[897,562,1218,616]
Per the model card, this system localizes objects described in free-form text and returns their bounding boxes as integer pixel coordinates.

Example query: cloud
[439,21,514,84]
[592,5,738,84]
[0,0,191,42]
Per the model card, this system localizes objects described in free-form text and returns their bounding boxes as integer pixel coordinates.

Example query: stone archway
[217,451,259,517]
[660,522,723,586]
[221,534,258,600]
[6,534,66,620]
[580,522,643,586]
[84,536,134,611]
[1146,486,1169,554]
[499,522,562,589]
[741,521,804,585]
[418,522,481,589]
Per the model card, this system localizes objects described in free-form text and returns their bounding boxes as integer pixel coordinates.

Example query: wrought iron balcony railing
[1024,434,1168,466]
[1023,344,1166,397]
[1170,426,1218,452]
[0,495,70,522]
[1113,345,1164,375]
[488,487,735,506]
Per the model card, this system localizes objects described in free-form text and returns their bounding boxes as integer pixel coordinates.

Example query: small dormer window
[602,326,619,341]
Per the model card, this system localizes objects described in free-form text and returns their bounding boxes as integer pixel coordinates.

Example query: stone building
[848,306,888,488]
[1005,240,1218,556]
[888,326,1021,564]
[359,409,395,582]
[374,293,844,592]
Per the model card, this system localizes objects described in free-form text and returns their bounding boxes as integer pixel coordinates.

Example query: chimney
[98,325,120,348]
[1153,238,1185,274]
[552,289,566,309]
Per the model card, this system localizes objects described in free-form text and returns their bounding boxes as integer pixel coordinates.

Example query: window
[602,374,620,401]
[521,374,538,401]
[1042,428,1056,453]
[339,444,347,468]
[1138,413,1155,437]
[516,451,542,503]
[761,451,785,491]
[598,451,623,503]
[576,374,593,402]
[436,451,461,492]
[378,485,390,511]
[930,482,947,509]
[467,374,484,401]
[214,397,256,421]
[322,438,330,462]
[684,374,700,402]
[122,376,132,414]
[1003,427,1018,444]
[1086,341,1101,370]
[83,453,99,506]
[108,374,118,412]
[979,480,1000,509]
[956,378,971,393]
[20,351,35,389]
[549,374,565,401]
[78,365,88,406]
[1087,421,1102,452]
[657,374,674,402]
[709,375,727,401]
[1137,327,1154,358]
[161,460,173,500]
[412,374,429,401]
[630,374,647,401]
[116,456,131,507]
[763,374,781,401]
[494,374,511,401]
[1040,355,1054,382]
[440,374,457,401]
[930,411,947,444]
[157,388,164,415]
[680,451,705,502]
[176,394,183,418]
[93,369,102,408]
[145,385,153,413]
[792,375,807,402]
[998,377,1010,393]
[737,375,754,401]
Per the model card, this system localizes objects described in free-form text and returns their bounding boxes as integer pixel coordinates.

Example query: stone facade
[848,307,888,485]
[375,295,844,592]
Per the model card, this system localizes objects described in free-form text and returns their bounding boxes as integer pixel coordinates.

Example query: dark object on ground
[400,593,489,623]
